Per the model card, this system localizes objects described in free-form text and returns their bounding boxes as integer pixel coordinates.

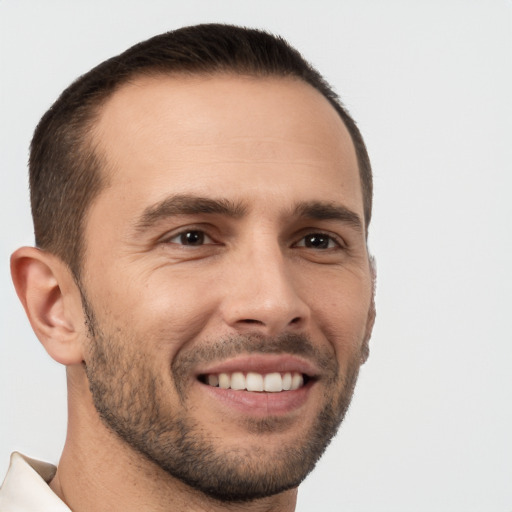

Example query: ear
[360,255,377,365]
[11,246,86,365]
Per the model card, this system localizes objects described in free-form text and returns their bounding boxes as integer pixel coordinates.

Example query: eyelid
[158,225,217,245]
[169,231,214,245]
[295,236,337,249]
[293,230,346,249]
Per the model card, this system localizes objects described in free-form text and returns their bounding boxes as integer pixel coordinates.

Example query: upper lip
[195,354,320,379]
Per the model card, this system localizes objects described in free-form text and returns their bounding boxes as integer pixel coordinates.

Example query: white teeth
[230,372,245,390]
[204,371,305,392]
[218,373,230,389]
[246,372,263,392]
[264,372,283,392]
[291,373,304,390]
[282,372,292,390]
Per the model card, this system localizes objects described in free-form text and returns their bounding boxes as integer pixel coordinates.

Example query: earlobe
[10,247,85,366]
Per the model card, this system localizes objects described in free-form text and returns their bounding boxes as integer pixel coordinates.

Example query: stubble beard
[81,295,362,503]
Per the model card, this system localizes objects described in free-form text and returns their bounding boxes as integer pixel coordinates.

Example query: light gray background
[1,1,511,510]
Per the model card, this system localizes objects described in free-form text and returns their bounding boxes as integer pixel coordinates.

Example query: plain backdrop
[1,1,511,511]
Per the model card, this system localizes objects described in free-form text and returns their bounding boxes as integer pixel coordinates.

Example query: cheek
[105,270,220,352]
[303,269,373,349]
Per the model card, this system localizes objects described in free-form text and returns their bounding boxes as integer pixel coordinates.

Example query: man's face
[79,74,374,501]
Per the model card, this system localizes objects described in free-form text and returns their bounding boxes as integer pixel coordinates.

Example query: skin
[11,74,375,512]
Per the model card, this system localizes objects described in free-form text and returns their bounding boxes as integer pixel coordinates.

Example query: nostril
[290,317,301,324]
[241,319,264,325]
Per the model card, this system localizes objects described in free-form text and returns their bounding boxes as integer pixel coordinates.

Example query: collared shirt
[0,452,70,511]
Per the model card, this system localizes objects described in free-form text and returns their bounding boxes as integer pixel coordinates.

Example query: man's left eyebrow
[134,194,247,232]
[293,201,364,232]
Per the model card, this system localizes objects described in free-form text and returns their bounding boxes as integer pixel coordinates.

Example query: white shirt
[0,453,70,511]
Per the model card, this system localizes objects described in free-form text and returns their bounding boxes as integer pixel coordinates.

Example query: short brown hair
[30,23,373,277]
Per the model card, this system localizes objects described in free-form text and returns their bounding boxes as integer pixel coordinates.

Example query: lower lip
[198,380,314,416]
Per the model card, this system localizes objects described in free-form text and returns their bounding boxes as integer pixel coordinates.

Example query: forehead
[89,73,363,220]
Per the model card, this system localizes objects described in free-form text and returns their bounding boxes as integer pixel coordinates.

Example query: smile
[200,372,306,392]
[194,354,319,414]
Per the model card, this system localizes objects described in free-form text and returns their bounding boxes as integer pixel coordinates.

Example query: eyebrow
[134,194,363,235]
[293,201,364,233]
[134,194,247,232]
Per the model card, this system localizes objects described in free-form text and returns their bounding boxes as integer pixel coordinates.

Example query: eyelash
[163,229,343,250]
[165,229,215,246]
[294,232,342,250]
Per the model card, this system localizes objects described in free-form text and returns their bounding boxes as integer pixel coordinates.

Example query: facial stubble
[81,295,363,502]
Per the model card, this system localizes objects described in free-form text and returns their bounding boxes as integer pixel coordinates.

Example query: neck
[50,369,298,512]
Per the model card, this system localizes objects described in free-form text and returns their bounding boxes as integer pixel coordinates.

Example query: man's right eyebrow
[134,194,247,232]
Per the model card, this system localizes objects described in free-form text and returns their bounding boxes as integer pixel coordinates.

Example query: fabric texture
[0,452,70,511]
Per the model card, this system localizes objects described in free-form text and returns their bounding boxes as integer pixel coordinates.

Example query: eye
[295,233,340,250]
[167,230,214,246]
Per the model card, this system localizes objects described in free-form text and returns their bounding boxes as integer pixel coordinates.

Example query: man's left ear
[361,255,377,364]
[10,246,86,366]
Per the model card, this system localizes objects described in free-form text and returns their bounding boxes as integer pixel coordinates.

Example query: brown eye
[181,231,204,245]
[296,233,338,249]
[168,230,213,246]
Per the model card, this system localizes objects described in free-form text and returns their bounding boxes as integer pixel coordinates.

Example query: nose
[219,243,310,336]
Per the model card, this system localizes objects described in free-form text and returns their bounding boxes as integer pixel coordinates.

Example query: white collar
[0,452,70,511]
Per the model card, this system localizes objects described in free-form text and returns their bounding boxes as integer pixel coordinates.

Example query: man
[1,24,375,511]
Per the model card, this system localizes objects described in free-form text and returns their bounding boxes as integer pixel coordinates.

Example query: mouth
[192,354,319,416]
[198,371,309,392]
